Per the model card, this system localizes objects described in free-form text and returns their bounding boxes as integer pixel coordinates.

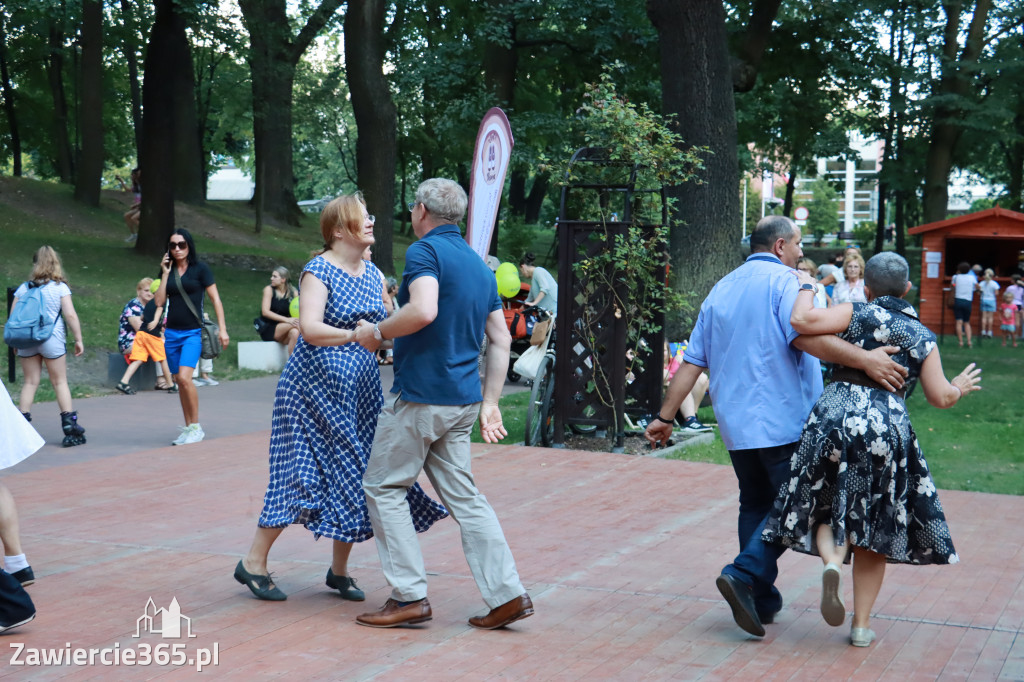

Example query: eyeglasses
[407,202,419,212]
[169,241,188,250]
[367,215,376,224]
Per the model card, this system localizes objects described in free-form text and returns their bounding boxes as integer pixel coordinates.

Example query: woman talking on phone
[154,228,230,445]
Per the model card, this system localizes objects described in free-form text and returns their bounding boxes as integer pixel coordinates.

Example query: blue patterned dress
[258,255,448,541]
[762,297,958,566]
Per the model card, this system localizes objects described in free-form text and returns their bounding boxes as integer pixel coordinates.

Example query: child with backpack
[5,246,87,447]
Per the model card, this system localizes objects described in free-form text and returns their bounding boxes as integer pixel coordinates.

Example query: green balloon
[289,296,300,318]
[495,262,521,298]
[149,279,161,294]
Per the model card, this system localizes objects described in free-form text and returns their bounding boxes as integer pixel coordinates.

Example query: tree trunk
[170,19,204,204]
[525,173,548,224]
[0,14,21,176]
[119,0,143,162]
[138,0,182,255]
[74,0,103,207]
[346,0,397,276]
[47,15,74,183]
[921,0,992,223]
[648,0,740,335]
[240,0,343,227]
[783,168,796,217]
[1005,89,1024,211]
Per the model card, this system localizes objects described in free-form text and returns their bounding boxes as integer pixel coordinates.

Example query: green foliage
[495,220,538,266]
[292,40,357,201]
[554,69,707,192]
[804,177,838,245]
[555,71,701,409]
[852,220,876,246]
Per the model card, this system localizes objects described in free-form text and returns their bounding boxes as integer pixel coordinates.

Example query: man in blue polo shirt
[645,215,907,637]
[353,178,533,630]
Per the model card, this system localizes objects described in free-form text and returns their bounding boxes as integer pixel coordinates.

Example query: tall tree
[649,0,751,332]
[137,0,185,254]
[169,7,204,205]
[73,0,103,206]
[0,10,21,176]
[118,0,144,161]
[45,2,74,183]
[921,0,992,222]
[238,0,344,226]
[345,0,397,274]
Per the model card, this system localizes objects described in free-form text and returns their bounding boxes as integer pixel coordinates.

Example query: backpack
[3,282,60,349]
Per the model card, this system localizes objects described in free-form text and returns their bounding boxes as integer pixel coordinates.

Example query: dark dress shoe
[356,598,432,628]
[234,560,287,601]
[715,574,765,637]
[11,566,34,587]
[468,593,534,630]
[0,612,35,634]
[326,568,365,601]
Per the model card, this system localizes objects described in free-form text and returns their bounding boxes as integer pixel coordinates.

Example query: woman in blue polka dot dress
[235,194,448,602]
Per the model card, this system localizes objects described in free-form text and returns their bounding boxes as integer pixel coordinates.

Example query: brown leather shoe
[356,598,432,628]
[468,593,534,630]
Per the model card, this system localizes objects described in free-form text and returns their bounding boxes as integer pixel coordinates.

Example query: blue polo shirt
[684,253,823,451]
[391,224,501,405]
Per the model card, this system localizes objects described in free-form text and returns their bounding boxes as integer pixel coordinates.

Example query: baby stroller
[503,282,539,382]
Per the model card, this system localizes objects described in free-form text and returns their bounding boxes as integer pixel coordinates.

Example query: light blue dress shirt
[683,253,823,451]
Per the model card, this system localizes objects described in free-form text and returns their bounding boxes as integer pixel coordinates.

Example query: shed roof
[908,206,1024,235]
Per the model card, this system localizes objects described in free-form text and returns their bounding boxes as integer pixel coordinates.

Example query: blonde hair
[797,257,817,272]
[137,277,154,293]
[272,265,298,298]
[843,253,866,280]
[30,245,68,284]
[984,268,994,279]
[318,194,366,254]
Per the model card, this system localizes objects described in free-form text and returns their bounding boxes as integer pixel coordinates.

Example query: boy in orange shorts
[116,281,172,395]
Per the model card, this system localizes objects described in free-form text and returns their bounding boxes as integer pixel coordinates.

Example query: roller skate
[60,411,86,447]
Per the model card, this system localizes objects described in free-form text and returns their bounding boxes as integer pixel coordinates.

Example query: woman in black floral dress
[762,252,981,648]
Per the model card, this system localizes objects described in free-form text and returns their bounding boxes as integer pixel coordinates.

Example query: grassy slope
[0,177,413,398]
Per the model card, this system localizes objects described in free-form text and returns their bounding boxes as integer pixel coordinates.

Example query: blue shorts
[163,327,202,374]
[980,299,997,312]
[953,299,972,322]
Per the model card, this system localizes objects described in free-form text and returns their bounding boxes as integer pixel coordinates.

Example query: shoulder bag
[173,267,222,359]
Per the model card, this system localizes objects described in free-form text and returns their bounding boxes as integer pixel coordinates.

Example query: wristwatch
[799,283,816,292]
[373,322,386,341]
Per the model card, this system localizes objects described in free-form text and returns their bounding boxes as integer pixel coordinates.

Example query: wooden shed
[908,207,1024,337]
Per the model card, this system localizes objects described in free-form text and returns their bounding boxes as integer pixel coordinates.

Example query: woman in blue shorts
[154,229,229,446]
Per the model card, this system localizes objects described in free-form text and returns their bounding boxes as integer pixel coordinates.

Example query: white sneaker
[171,426,191,445]
[180,424,205,445]
[201,376,218,386]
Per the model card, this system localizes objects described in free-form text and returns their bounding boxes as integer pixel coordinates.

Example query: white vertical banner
[466,107,514,260]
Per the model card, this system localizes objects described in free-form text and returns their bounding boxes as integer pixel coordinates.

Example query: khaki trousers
[363,398,524,608]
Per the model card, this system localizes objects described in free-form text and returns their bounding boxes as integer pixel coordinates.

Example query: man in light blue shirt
[645,215,907,637]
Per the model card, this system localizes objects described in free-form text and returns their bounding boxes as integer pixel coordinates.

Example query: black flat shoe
[11,566,34,586]
[234,560,287,601]
[326,568,365,601]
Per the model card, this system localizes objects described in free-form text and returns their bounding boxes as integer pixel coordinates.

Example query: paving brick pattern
[1,379,1020,680]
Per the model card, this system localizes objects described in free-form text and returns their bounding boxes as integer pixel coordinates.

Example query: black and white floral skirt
[762,382,958,566]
